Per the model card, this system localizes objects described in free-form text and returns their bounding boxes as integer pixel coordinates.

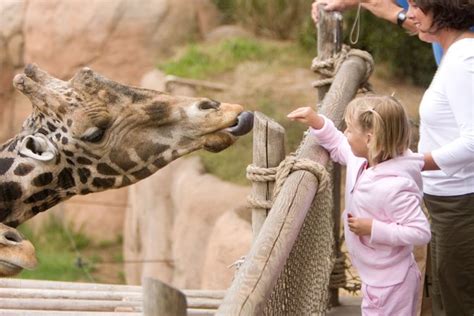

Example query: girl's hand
[348,216,373,236]
[287,107,324,129]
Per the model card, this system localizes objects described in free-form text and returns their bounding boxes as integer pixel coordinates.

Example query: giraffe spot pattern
[58,168,75,190]
[78,168,91,184]
[153,157,167,168]
[77,157,93,165]
[0,158,14,175]
[97,163,120,176]
[92,177,115,189]
[121,176,131,187]
[7,139,19,152]
[132,168,152,180]
[0,208,12,222]
[31,196,61,215]
[37,128,48,135]
[32,172,53,187]
[136,143,170,162]
[0,182,22,202]
[109,149,137,171]
[14,163,34,176]
[47,122,57,132]
[64,150,74,157]
[24,189,56,204]
[4,220,19,228]
[144,101,171,121]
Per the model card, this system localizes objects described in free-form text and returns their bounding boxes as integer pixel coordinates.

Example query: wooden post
[251,112,286,240]
[143,278,186,316]
[317,4,344,307]
[316,5,342,101]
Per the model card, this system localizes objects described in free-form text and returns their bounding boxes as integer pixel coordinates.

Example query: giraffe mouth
[226,111,254,136]
[0,260,25,274]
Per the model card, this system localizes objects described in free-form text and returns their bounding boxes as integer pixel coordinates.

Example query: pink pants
[361,262,421,316]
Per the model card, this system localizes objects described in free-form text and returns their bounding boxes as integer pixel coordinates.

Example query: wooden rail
[0,278,225,315]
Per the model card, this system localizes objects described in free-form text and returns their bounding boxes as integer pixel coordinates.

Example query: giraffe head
[0,223,37,277]
[0,64,252,225]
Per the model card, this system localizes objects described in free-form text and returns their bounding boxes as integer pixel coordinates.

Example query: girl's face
[407,0,438,43]
[344,121,370,160]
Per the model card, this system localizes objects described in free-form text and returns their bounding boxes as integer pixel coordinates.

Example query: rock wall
[125,157,252,289]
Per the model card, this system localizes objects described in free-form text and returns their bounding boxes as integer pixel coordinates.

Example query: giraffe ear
[19,135,57,162]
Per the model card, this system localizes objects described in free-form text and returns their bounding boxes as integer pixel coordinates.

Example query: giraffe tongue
[227,111,254,136]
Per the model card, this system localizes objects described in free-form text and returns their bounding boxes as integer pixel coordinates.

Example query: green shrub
[212,0,314,39]
[342,10,436,86]
[160,38,273,79]
[17,217,94,281]
[211,1,436,86]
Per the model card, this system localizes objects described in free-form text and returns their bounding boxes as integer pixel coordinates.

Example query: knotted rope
[246,155,330,210]
[311,44,374,92]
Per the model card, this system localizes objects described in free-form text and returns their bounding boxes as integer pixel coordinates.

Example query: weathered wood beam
[251,112,286,240]
[143,278,186,316]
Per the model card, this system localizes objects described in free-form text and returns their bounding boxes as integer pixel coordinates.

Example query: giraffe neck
[0,133,196,227]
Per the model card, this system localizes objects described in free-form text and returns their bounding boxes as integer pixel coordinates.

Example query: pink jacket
[311,116,431,286]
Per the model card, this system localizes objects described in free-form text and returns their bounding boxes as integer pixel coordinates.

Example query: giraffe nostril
[4,231,22,243]
[198,100,220,111]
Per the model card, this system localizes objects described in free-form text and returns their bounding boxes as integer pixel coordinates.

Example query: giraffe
[0,64,253,228]
[0,222,37,277]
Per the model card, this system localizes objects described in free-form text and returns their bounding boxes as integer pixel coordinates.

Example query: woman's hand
[312,0,361,23]
[287,106,325,129]
[348,214,373,236]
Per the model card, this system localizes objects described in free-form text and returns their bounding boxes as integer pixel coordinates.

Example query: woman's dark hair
[415,0,474,31]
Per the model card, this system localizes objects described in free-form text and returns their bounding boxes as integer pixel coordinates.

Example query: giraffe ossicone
[0,64,253,227]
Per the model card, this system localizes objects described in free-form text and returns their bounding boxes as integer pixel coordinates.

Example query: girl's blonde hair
[344,95,411,165]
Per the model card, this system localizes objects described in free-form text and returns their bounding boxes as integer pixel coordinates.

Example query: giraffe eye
[81,127,106,143]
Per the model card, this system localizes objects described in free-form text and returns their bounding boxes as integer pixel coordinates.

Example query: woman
[311,0,474,65]
[407,0,474,315]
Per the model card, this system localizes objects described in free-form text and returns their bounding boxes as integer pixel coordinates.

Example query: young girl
[287,95,431,315]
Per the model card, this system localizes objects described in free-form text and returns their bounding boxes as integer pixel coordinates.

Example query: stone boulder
[125,157,252,289]
[23,0,221,85]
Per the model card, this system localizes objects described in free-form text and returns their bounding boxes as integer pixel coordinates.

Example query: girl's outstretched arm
[287,106,325,129]
[287,107,353,166]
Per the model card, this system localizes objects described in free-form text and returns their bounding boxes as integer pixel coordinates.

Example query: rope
[246,155,330,211]
[311,45,374,92]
